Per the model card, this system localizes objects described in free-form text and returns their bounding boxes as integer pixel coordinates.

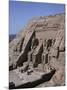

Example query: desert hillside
[9,13,65,88]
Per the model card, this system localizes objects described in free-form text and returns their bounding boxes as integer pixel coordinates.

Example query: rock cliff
[9,13,65,87]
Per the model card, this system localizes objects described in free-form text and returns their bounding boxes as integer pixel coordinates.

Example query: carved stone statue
[27,34,37,69]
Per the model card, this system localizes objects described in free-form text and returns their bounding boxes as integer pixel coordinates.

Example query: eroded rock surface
[9,13,65,88]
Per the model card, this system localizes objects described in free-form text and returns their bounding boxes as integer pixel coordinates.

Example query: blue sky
[9,1,65,34]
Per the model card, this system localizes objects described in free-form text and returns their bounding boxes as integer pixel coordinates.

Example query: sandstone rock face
[9,13,65,87]
[9,37,24,67]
